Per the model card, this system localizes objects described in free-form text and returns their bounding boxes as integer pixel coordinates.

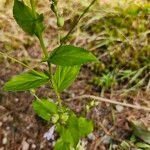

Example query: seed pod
[57,17,64,27]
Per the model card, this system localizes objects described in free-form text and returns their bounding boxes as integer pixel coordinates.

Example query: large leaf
[33,99,58,121]
[13,0,44,36]
[3,71,49,91]
[53,66,80,92]
[49,45,97,66]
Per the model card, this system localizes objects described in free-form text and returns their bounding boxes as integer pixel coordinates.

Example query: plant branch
[66,95,150,112]
[0,51,37,73]
[61,0,97,44]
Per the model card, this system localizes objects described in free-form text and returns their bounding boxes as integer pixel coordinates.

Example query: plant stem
[56,91,62,106]
[38,33,52,81]
[60,0,97,44]
[38,33,62,105]
[38,33,49,59]
[30,0,36,18]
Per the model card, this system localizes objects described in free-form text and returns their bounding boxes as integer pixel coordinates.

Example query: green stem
[38,33,52,80]
[38,33,48,59]
[38,33,62,105]
[60,0,97,44]
[30,0,36,18]
[56,91,62,106]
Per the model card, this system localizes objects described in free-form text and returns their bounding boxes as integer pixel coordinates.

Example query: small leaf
[120,141,130,149]
[3,71,49,91]
[54,138,70,150]
[53,65,80,92]
[135,142,150,149]
[33,99,58,121]
[67,114,81,146]
[49,45,97,66]
[13,0,45,36]
[78,117,93,137]
[130,121,150,144]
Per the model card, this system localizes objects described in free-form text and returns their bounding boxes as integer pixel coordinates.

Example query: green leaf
[135,142,150,149]
[130,121,150,144]
[33,99,58,121]
[120,141,130,149]
[55,114,93,150]
[58,127,74,145]
[67,114,81,146]
[13,0,45,36]
[78,117,93,137]
[54,138,71,150]
[53,66,80,92]
[49,45,97,66]
[3,71,49,91]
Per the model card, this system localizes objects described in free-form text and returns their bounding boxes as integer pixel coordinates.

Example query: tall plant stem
[61,0,97,44]
[38,33,62,105]
[38,33,49,59]
[38,33,53,81]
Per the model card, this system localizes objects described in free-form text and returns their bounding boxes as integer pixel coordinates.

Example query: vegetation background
[0,0,149,149]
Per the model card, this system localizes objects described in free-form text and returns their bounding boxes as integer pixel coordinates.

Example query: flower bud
[57,17,64,27]
[51,114,59,124]
[60,113,68,124]
[86,105,90,112]
[94,101,99,106]
[52,0,58,4]
[90,100,95,107]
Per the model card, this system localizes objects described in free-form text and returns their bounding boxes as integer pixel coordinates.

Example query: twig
[61,0,97,44]
[66,95,150,112]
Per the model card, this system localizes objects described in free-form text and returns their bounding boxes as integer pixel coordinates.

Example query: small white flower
[44,125,55,141]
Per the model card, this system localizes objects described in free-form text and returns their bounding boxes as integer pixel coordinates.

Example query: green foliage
[3,71,49,91]
[53,65,81,92]
[33,99,93,150]
[130,121,150,144]
[4,0,97,149]
[13,0,45,36]
[135,142,150,149]
[120,125,150,150]
[33,99,58,121]
[55,114,93,150]
[88,2,149,94]
[49,45,97,66]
